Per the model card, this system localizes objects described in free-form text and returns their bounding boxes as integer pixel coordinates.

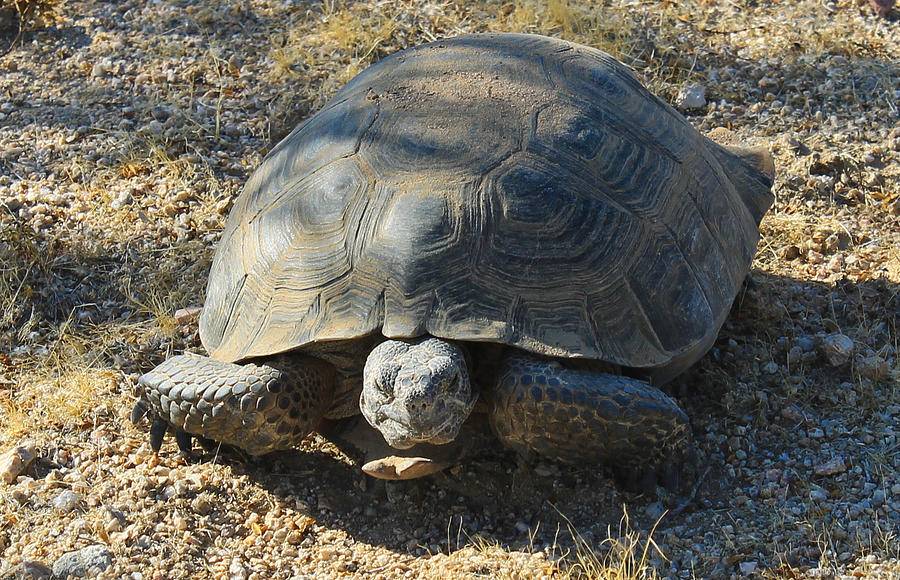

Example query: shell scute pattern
[198,33,769,384]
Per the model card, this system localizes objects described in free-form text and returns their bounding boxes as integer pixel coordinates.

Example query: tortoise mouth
[376,414,462,449]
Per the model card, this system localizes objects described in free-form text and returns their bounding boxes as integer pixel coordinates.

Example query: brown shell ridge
[199,33,771,369]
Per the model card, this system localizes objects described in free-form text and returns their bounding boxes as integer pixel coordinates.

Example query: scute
[199,33,773,376]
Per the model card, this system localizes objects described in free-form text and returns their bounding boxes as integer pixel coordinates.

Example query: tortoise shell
[199,33,773,381]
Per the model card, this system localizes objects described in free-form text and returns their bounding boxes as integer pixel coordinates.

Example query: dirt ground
[0,0,898,578]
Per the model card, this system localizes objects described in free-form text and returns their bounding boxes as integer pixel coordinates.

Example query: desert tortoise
[133,33,774,479]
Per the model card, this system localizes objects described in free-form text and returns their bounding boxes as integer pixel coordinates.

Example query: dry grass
[557,508,664,580]
[422,507,663,579]
[0,0,58,52]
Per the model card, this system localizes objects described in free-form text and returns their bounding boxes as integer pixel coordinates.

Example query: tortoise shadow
[227,269,898,559]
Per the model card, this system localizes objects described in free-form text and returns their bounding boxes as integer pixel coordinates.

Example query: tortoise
[132,33,774,482]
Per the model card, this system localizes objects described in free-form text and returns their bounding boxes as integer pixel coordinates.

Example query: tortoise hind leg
[133,352,334,456]
[488,354,690,472]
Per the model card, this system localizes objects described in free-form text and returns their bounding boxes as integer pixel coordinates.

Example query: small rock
[796,336,816,352]
[228,559,248,580]
[223,123,243,138]
[761,361,779,374]
[110,190,133,210]
[2,560,52,580]
[821,333,853,366]
[0,442,37,484]
[815,457,847,476]
[1,196,21,212]
[190,495,212,515]
[809,488,828,502]
[52,545,113,578]
[51,490,82,513]
[174,305,203,324]
[645,501,666,521]
[739,561,759,575]
[780,405,806,424]
[857,355,890,381]
[90,59,111,78]
[150,105,173,120]
[675,83,706,109]
[781,245,801,260]
[104,507,126,532]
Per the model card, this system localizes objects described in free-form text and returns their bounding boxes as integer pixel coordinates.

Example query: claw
[130,400,150,424]
[175,430,193,455]
[149,418,168,453]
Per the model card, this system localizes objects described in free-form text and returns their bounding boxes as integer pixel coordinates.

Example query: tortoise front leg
[132,353,335,456]
[488,354,690,473]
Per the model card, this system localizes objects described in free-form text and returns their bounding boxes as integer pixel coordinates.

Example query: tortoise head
[360,338,477,449]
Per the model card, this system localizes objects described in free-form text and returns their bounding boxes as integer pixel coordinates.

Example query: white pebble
[51,490,82,513]
[675,83,706,109]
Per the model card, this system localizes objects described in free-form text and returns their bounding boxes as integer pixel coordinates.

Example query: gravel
[51,545,114,579]
[1,0,898,578]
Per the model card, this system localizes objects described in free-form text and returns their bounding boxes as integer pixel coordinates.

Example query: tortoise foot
[489,354,691,469]
[133,353,334,456]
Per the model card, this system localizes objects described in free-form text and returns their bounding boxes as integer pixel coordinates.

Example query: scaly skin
[133,352,334,455]
[488,354,690,467]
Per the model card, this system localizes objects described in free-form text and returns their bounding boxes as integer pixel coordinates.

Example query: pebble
[675,83,706,109]
[815,457,848,476]
[796,336,816,352]
[110,190,133,210]
[0,442,37,484]
[174,305,203,324]
[857,355,890,381]
[51,490,82,513]
[822,333,854,366]
[645,501,666,521]
[52,545,113,578]
[1,560,52,580]
[228,559,248,580]
[739,561,759,574]
[808,427,825,439]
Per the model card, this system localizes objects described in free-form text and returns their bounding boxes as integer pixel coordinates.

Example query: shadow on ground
[137,270,899,564]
